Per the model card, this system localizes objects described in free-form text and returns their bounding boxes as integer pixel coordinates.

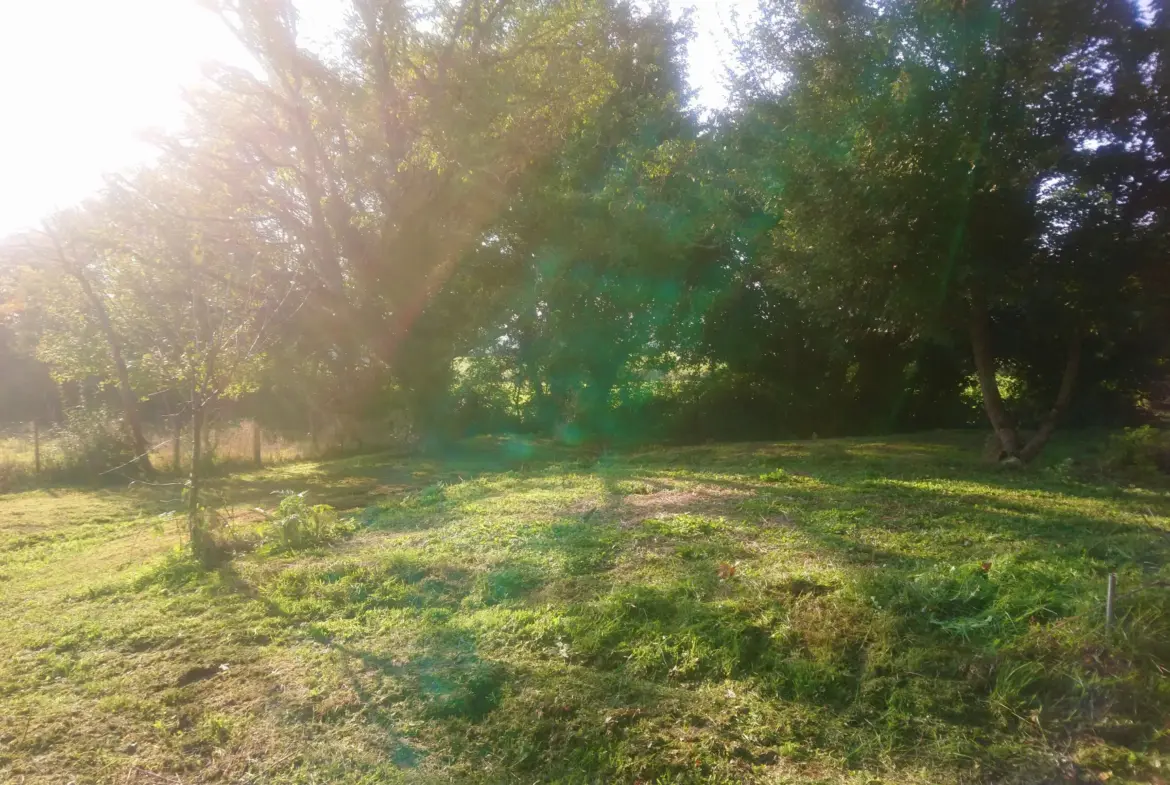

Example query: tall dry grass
[1,418,409,489]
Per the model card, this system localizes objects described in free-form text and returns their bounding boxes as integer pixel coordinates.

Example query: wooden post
[172,414,182,474]
[33,420,41,475]
[252,420,262,467]
[1105,573,1117,630]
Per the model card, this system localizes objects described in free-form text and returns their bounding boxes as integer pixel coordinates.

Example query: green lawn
[2,432,1168,784]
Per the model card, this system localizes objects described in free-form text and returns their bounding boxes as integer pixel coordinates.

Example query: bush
[0,457,36,493]
[1100,426,1170,474]
[0,407,145,490]
[261,491,354,552]
[54,404,138,481]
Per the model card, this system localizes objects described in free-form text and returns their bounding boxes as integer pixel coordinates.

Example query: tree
[171,0,650,422]
[101,160,300,560]
[737,0,1168,460]
[3,211,158,471]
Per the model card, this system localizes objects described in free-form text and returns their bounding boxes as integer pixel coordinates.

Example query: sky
[0,0,751,239]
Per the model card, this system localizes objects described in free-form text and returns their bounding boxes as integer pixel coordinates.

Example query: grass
[1,430,1169,784]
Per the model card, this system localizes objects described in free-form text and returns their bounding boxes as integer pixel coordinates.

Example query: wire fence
[0,417,412,489]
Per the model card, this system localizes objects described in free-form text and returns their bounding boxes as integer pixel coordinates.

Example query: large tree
[738,0,1169,460]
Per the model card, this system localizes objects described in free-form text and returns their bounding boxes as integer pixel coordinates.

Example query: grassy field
[2,431,1168,784]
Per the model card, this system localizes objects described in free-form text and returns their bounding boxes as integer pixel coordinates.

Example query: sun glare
[0,0,746,238]
[0,0,248,236]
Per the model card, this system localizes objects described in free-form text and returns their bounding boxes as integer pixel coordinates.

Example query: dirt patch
[566,497,606,515]
[620,484,750,517]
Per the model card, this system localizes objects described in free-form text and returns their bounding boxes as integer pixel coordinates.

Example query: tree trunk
[187,245,215,563]
[969,297,1020,457]
[188,386,202,536]
[189,403,202,499]
[1019,333,1082,462]
[33,420,40,475]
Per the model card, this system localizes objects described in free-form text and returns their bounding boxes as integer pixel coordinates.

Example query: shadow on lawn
[184,432,1170,780]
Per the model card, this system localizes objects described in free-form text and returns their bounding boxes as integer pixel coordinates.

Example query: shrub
[54,404,138,481]
[0,459,35,493]
[1100,426,1170,474]
[261,491,354,552]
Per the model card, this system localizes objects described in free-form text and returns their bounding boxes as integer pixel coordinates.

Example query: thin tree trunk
[969,296,1020,457]
[1019,333,1082,462]
[188,388,203,554]
[33,420,40,475]
[187,245,214,562]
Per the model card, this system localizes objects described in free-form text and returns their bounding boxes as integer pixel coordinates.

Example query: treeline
[2,0,1169,471]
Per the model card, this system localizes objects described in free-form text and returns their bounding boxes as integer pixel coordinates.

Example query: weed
[259,491,355,552]
[402,481,447,508]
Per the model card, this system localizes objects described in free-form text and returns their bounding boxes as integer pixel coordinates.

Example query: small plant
[260,491,354,552]
[401,481,447,508]
[758,467,816,483]
[612,479,654,495]
[178,486,234,567]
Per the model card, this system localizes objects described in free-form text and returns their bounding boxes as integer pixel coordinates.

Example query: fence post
[1105,572,1117,630]
[252,420,262,467]
[172,414,182,474]
[33,420,41,475]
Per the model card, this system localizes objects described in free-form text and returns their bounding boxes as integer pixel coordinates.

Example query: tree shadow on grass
[190,433,1170,781]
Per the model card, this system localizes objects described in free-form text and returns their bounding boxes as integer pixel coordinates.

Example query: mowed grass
[2,432,1169,784]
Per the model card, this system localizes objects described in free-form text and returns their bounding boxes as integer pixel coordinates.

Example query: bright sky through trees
[0,0,749,238]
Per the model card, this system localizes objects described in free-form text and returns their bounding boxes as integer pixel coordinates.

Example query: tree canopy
[2,0,1169,470]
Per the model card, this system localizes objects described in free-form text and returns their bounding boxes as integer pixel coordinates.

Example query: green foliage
[1101,426,1170,475]
[261,491,353,553]
[4,0,1166,459]
[52,405,137,481]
